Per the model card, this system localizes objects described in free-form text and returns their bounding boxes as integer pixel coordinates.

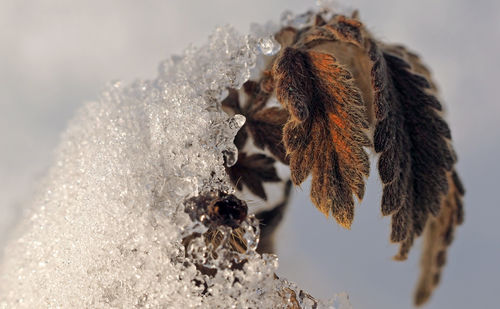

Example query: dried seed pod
[185,191,247,229]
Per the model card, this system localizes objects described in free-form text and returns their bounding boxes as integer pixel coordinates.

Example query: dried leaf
[299,15,364,49]
[273,46,370,228]
[221,89,248,149]
[247,107,289,163]
[222,81,289,162]
[221,88,241,112]
[368,40,455,257]
[256,180,292,254]
[268,13,464,306]
[414,172,464,306]
[274,27,298,49]
[364,30,465,305]
[233,126,249,150]
[323,15,364,47]
[226,153,281,200]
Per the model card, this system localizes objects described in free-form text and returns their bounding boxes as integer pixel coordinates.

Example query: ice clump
[0,19,351,309]
[250,22,281,56]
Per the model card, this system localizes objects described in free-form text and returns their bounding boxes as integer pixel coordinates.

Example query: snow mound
[0,14,351,309]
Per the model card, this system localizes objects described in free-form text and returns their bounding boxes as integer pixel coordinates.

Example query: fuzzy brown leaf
[369,40,462,264]
[273,46,370,228]
[256,180,293,254]
[247,107,289,163]
[222,81,289,162]
[414,171,464,306]
[226,153,281,200]
[240,79,290,163]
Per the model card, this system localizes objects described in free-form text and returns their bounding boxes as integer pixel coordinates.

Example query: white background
[1,1,499,308]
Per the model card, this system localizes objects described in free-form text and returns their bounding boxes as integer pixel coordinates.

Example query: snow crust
[0,12,351,309]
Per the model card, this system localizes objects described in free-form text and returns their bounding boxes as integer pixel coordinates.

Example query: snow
[0,14,350,309]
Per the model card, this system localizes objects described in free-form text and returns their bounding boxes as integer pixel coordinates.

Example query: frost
[0,18,350,309]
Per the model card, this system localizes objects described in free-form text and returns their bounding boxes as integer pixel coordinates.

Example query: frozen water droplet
[258,37,281,56]
[223,147,238,167]
[241,218,260,253]
[231,114,246,129]
[250,21,281,56]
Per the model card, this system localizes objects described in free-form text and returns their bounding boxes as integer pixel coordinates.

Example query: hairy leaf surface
[369,39,461,264]
[227,153,281,200]
[274,46,370,228]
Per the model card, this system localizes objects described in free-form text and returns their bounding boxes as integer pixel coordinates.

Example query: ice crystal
[250,22,281,56]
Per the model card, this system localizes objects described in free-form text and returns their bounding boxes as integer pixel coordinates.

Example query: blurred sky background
[1,0,499,308]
